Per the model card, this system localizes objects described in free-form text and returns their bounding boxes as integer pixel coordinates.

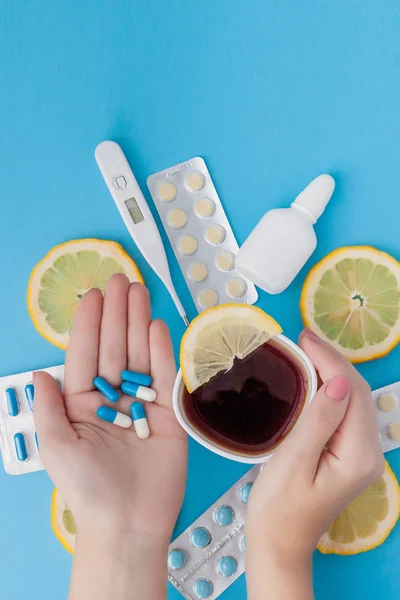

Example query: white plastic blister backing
[0,365,64,475]
[147,157,258,313]
[373,381,400,453]
[168,465,261,600]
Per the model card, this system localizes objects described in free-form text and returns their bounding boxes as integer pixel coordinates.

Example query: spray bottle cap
[292,174,335,223]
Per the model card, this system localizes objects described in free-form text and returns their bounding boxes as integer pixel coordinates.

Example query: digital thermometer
[95,141,189,326]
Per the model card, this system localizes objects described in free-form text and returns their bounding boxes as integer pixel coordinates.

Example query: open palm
[34,275,187,540]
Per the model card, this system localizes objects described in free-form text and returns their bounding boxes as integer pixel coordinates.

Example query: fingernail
[326,376,351,401]
[300,328,321,342]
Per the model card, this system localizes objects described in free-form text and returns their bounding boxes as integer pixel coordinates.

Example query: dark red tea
[182,341,306,456]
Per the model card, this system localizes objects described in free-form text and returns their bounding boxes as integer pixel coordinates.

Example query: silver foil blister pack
[147,157,258,313]
[168,465,261,599]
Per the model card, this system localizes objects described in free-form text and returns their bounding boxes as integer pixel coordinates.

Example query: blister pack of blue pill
[0,365,64,475]
[168,465,261,600]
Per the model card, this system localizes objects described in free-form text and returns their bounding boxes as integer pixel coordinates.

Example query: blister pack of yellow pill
[147,157,258,313]
[373,381,400,452]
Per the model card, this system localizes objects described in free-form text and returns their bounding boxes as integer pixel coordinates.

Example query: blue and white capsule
[93,376,119,402]
[130,402,150,439]
[121,370,152,387]
[97,406,132,429]
[121,381,156,402]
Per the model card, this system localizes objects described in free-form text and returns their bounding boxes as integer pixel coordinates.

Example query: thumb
[283,375,351,479]
[33,371,77,449]
[299,329,361,386]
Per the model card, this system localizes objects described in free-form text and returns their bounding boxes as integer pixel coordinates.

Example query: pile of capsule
[94,370,155,439]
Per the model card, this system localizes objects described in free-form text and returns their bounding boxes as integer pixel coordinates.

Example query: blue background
[1,1,400,598]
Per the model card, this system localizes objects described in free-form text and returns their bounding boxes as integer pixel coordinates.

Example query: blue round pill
[239,535,246,552]
[217,555,237,577]
[214,505,234,526]
[190,527,211,548]
[238,482,253,503]
[168,549,186,570]
[193,578,213,598]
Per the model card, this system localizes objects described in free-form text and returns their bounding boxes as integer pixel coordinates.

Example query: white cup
[173,334,317,464]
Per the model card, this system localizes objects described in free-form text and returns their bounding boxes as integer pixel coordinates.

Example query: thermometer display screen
[125,198,145,224]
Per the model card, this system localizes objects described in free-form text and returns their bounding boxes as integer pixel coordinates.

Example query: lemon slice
[51,489,76,554]
[27,238,144,349]
[318,461,400,555]
[301,246,400,362]
[180,304,282,393]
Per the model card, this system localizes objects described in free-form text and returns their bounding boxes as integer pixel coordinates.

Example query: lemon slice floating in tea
[27,238,144,349]
[51,489,76,554]
[318,461,400,555]
[301,246,400,362]
[180,304,282,393]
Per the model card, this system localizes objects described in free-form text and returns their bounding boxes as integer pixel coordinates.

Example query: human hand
[33,275,187,599]
[246,329,384,599]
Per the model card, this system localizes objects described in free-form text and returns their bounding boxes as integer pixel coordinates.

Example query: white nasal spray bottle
[235,174,335,294]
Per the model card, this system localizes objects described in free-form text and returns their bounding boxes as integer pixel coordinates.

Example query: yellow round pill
[378,394,398,413]
[185,171,205,192]
[188,262,208,282]
[167,209,187,229]
[216,251,235,272]
[226,278,247,298]
[158,182,177,202]
[205,225,226,245]
[177,235,198,256]
[194,198,215,218]
[388,422,400,440]
[198,289,219,309]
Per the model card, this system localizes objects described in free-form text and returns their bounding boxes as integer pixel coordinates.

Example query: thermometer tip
[182,315,190,327]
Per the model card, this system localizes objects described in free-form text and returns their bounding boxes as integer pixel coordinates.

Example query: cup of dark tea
[173,334,317,463]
